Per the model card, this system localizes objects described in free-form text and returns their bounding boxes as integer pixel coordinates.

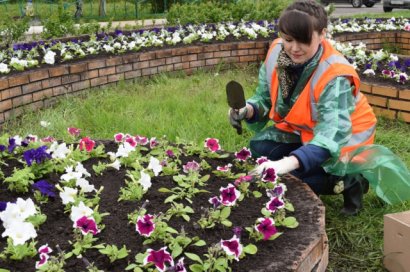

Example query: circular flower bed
[0,132,327,271]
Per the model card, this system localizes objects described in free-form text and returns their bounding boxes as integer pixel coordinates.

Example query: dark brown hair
[278,0,328,44]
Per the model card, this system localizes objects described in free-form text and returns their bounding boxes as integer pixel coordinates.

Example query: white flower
[48,142,71,159]
[0,63,10,73]
[59,187,78,204]
[139,170,152,191]
[108,159,121,170]
[70,201,93,222]
[2,221,37,245]
[61,167,82,183]
[148,156,162,176]
[0,204,23,229]
[40,120,50,127]
[115,142,135,158]
[44,50,56,65]
[363,69,375,76]
[75,162,91,177]
[76,178,95,193]
[14,198,37,220]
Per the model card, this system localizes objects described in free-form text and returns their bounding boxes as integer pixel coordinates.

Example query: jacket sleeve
[245,62,273,132]
[308,76,356,158]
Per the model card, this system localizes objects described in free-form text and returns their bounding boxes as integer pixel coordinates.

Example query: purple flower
[265,197,285,213]
[35,253,49,269]
[208,196,221,209]
[168,257,186,272]
[262,168,277,183]
[256,156,268,165]
[220,235,243,261]
[234,147,251,161]
[165,149,175,158]
[267,184,287,198]
[0,145,6,152]
[404,58,410,68]
[32,180,56,197]
[136,214,155,237]
[23,146,51,166]
[0,201,7,211]
[220,184,240,206]
[183,160,200,173]
[233,226,242,237]
[143,247,174,272]
[8,138,17,153]
[74,216,100,235]
[204,138,221,152]
[114,29,123,36]
[255,218,277,240]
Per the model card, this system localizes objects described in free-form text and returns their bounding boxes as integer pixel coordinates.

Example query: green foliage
[166,0,291,25]
[0,239,37,261]
[4,167,35,193]
[96,244,129,263]
[197,206,232,229]
[41,10,76,39]
[0,17,29,49]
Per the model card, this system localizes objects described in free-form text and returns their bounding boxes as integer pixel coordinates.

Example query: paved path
[330,2,385,17]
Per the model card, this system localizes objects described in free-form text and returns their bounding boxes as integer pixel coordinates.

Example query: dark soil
[0,141,323,272]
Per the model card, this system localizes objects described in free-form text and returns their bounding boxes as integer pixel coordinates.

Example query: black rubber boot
[340,175,369,216]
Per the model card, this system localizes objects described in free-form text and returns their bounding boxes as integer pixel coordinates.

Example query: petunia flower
[204,138,221,152]
[108,159,121,170]
[171,257,186,272]
[67,127,81,137]
[23,146,51,166]
[148,156,162,176]
[0,201,7,212]
[267,184,287,198]
[265,197,285,213]
[165,149,175,158]
[255,217,277,240]
[208,196,221,209]
[219,184,240,206]
[216,163,232,172]
[38,244,53,255]
[2,221,37,245]
[41,136,56,143]
[125,136,137,147]
[234,175,253,186]
[135,135,148,145]
[233,226,242,238]
[48,142,71,159]
[150,137,158,148]
[59,187,78,205]
[261,168,278,183]
[220,235,243,261]
[75,178,96,193]
[114,133,125,142]
[136,214,156,237]
[70,201,93,222]
[115,142,135,158]
[182,160,200,173]
[235,147,252,161]
[79,137,95,152]
[256,156,268,165]
[35,253,49,269]
[74,216,100,235]
[139,170,152,191]
[32,180,56,197]
[143,247,174,272]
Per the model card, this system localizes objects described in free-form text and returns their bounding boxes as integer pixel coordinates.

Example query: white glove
[249,156,300,176]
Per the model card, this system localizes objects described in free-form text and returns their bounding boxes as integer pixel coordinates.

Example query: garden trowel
[226,80,246,135]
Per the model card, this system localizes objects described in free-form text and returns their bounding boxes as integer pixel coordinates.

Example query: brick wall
[0,35,409,126]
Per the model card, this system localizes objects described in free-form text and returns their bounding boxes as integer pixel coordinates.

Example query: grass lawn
[3,65,410,271]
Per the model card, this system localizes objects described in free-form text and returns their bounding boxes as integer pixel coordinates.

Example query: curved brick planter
[0,33,409,125]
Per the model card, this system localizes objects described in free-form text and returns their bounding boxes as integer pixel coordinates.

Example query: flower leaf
[185,252,203,264]
[243,244,258,255]
[193,240,206,246]
[282,217,299,228]
[158,187,171,193]
[252,191,263,198]
[285,202,295,212]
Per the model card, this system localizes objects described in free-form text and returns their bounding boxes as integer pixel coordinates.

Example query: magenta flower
[136,214,156,237]
[38,244,52,255]
[165,149,175,158]
[150,137,159,148]
[35,253,49,269]
[255,217,277,240]
[135,135,148,145]
[67,127,81,137]
[235,147,252,161]
[262,168,278,183]
[79,137,95,152]
[183,160,200,173]
[41,136,56,143]
[204,138,221,152]
[265,197,285,213]
[125,136,137,147]
[114,133,125,142]
[267,184,287,198]
[216,163,232,172]
[172,257,187,272]
[233,226,242,237]
[143,247,174,272]
[256,156,268,165]
[208,196,221,209]
[74,216,100,235]
[234,175,253,186]
[220,235,243,261]
[220,184,240,206]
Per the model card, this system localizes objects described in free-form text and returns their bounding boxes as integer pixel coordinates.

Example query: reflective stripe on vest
[309,54,359,121]
[265,42,282,90]
[345,125,376,147]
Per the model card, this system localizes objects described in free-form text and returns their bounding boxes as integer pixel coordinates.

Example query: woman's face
[280,30,325,64]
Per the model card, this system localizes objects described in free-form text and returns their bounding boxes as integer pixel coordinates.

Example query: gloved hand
[228,106,248,130]
[249,156,300,176]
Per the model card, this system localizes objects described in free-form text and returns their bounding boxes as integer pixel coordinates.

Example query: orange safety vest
[265,38,377,155]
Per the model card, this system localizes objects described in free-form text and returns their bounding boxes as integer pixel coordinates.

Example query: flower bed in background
[0,133,327,271]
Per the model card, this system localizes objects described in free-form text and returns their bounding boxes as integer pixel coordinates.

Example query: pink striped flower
[74,216,100,235]
[262,168,277,183]
[235,147,252,161]
[135,135,148,145]
[220,184,240,206]
[183,160,200,173]
[114,133,125,142]
[265,197,285,213]
[125,136,137,147]
[67,127,81,137]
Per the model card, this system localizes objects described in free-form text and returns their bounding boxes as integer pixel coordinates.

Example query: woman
[229,0,377,215]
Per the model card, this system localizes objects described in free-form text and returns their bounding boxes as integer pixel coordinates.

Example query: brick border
[0,34,409,125]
